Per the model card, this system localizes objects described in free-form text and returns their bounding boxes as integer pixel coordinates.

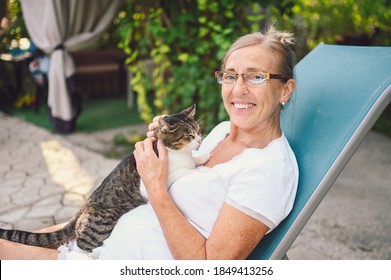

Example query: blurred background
[1,0,390,145]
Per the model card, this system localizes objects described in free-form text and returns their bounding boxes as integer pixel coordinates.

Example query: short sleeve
[226,151,297,233]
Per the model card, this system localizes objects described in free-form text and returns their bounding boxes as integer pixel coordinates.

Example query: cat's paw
[194,153,211,166]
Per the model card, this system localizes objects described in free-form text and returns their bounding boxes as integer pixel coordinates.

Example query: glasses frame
[215,70,289,86]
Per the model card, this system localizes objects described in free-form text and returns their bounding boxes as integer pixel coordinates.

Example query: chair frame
[248,43,391,260]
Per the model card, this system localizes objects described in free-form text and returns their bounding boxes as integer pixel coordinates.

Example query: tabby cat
[0,104,208,252]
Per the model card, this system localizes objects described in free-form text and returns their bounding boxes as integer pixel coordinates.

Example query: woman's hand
[133,138,168,200]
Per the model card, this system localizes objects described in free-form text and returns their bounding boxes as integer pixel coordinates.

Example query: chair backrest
[248,44,391,260]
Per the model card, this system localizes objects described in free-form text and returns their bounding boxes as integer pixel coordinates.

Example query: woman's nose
[232,75,248,95]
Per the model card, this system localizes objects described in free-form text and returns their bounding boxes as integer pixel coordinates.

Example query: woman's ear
[280,79,295,103]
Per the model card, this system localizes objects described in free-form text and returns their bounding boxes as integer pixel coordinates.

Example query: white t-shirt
[58,121,298,260]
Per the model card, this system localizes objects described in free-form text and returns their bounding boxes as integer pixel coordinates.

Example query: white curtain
[20,0,121,133]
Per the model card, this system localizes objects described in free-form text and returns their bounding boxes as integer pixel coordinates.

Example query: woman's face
[221,44,292,133]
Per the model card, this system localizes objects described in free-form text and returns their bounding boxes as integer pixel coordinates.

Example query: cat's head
[154,104,202,151]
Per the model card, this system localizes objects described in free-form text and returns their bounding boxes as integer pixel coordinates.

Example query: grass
[9,97,143,133]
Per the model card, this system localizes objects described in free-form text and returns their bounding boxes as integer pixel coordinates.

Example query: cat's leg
[194,153,211,166]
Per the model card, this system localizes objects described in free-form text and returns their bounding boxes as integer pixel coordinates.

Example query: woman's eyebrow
[224,67,267,72]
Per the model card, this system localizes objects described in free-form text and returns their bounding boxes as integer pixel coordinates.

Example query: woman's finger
[146,114,167,139]
[142,138,154,156]
[157,140,167,160]
[133,141,144,158]
[148,121,158,132]
[134,140,144,151]
[146,131,156,139]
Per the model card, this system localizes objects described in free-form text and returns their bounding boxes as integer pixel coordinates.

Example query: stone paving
[0,112,143,231]
[1,111,390,259]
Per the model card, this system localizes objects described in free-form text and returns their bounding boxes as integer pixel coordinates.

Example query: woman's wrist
[148,187,170,207]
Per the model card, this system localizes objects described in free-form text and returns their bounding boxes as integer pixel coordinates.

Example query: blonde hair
[221,26,296,80]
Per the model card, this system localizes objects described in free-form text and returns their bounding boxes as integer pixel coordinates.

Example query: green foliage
[116,0,390,132]
[0,0,28,53]
[116,0,271,132]
[270,0,391,55]
[3,0,389,134]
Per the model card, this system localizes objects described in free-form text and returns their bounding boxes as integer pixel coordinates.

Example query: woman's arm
[133,138,269,259]
[0,222,69,260]
[152,195,269,260]
[0,239,59,260]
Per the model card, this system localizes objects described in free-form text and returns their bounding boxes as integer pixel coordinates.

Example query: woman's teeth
[233,103,255,109]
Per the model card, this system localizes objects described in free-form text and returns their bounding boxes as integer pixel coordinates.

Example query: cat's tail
[0,220,76,249]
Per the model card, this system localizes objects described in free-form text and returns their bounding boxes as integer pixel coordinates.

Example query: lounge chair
[248,43,391,260]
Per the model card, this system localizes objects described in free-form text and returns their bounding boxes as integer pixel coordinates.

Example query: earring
[281,101,286,106]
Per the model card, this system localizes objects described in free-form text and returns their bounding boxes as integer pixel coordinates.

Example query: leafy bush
[116,0,390,133]
[3,0,389,133]
[116,0,271,132]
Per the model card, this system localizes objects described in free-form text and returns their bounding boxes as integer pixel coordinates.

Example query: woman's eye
[246,73,267,84]
[224,74,236,80]
[250,74,265,80]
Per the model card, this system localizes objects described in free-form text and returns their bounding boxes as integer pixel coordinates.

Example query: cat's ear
[158,117,172,133]
[181,104,196,119]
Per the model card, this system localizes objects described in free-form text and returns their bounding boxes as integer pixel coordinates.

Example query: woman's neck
[228,122,282,149]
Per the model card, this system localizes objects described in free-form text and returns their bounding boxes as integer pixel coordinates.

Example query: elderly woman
[0,27,298,260]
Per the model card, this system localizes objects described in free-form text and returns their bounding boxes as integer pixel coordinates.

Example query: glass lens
[215,71,269,85]
[245,72,267,85]
[216,71,236,84]
[222,72,236,84]
[215,71,224,84]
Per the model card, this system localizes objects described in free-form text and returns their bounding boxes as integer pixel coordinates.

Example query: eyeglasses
[215,70,288,86]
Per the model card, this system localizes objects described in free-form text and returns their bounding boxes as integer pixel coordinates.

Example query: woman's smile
[232,102,256,110]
